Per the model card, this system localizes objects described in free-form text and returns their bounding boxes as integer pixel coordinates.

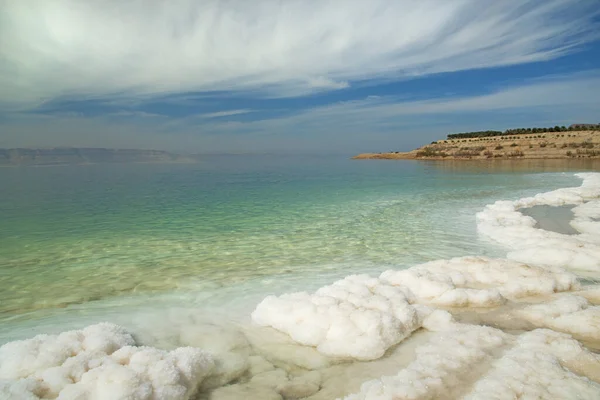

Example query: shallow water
[3,157,600,400]
[520,205,578,235]
[1,157,599,340]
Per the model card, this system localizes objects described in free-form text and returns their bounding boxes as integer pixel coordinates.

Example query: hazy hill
[0,147,196,166]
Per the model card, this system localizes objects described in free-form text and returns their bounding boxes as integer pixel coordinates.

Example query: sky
[1,0,599,154]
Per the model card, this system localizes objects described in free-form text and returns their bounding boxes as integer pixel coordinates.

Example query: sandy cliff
[354,130,600,160]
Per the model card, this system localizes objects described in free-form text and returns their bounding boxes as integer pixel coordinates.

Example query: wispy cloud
[288,71,600,121]
[3,70,597,153]
[109,111,165,118]
[1,0,598,109]
[199,109,253,118]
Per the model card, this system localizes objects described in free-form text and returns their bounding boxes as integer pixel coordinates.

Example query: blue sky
[1,0,599,154]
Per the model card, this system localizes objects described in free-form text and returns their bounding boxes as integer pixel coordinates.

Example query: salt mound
[572,200,600,236]
[251,274,422,360]
[519,295,600,341]
[380,256,578,307]
[252,258,580,359]
[464,329,600,399]
[343,320,508,400]
[344,324,600,400]
[0,323,215,399]
[477,173,600,271]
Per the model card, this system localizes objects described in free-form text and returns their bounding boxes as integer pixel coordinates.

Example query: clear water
[1,156,598,342]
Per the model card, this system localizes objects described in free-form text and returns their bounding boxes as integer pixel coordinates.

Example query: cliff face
[354,130,600,160]
[0,148,195,166]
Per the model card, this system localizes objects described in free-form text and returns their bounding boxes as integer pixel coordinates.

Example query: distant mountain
[0,147,197,166]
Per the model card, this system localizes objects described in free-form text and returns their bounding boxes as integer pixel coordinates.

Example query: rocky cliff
[353,130,600,160]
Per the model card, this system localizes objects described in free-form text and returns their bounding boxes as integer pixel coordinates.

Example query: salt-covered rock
[276,371,321,399]
[343,325,600,400]
[207,383,283,400]
[0,323,214,400]
[243,325,334,370]
[343,322,507,400]
[250,369,288,389]
[252,274,422,360]
[519,295,600,341]
[476,173,600,271]
[380,256,579,307]
[571,199,600,236]
[464,329,600,399]
[246,355,276,376]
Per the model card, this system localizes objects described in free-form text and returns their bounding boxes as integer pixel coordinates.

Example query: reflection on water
[421,159,600,174]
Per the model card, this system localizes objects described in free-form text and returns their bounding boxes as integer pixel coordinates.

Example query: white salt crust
[476,173,600,271]
[252,256,579,360]
[380,256,579,307]
[519,294,600,341]
[463,329,600,400]
[0,323,215,400]
[342,319,508,400]
[252,274,422,361]
[344,322,600,400]
[572,199,600,236]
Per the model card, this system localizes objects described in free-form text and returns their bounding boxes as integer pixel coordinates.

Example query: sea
[1,155,599,398]
[1,156,598,340]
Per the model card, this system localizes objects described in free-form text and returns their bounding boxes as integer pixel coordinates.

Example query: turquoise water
[1,156,598,341]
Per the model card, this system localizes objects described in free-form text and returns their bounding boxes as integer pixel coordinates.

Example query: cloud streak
[1,0,598,109]
[2,71,598,153]
[199,109,253,118]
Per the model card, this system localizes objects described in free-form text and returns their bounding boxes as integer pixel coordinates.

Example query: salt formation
[0,323,215,399]
[380,256,578,307]
[344,321,600,400]
[572,199,600,236]
[125,311,254,390]
[519,295,600,341]
[476,173,600,271]
[252,256,579,361]
[343,319,508,400]
[252,274,422,360]
[463,329,600,399]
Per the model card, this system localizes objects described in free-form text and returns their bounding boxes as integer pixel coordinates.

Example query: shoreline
[1,173,600,399]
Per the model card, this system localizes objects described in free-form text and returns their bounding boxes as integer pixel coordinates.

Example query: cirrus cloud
[1,0,598,110]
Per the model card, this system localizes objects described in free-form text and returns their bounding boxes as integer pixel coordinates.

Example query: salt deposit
[0,323,215,400]
[344,324,600,400]
[477,173,600,271]
[252,256,579,361]
[463,329,600,399]
[251,274,423,360]
[380,256,578,307]
[519,295,600,341]
[343,319,508,400]
[572,199,600,236]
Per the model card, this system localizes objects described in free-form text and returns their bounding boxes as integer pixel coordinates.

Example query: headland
[354,127,600,160]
